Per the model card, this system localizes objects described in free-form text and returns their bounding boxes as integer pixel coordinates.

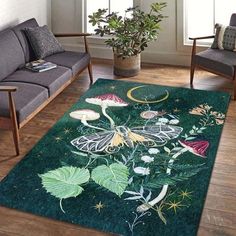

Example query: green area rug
[0,79,230,235]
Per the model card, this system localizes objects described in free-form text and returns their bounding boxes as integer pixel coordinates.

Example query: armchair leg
[190,39,196,86]
[8,92,20,155]
[190,64,195,86]
[88,62,93,84]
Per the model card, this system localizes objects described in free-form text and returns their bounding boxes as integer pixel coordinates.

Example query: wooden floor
[0,59,236,236]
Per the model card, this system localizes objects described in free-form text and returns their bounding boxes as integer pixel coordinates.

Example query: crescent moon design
[127,86,169,104]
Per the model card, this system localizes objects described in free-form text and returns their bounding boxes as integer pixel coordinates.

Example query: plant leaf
[125,190,139,195]
[39,166,90,199]
[124,196,142,201]
[91,163,129,197]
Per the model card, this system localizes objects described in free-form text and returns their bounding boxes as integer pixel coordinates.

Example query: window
[85,0,134,33]
[184,0,236,45]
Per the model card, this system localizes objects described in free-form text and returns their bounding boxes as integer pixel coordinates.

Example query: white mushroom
[86,94,128,129]
[69,109,105,131]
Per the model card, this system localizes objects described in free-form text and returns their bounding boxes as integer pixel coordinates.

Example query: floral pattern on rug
[39,83,227,235]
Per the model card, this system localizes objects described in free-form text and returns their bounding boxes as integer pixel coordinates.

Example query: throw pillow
[211,23,236,51]
[24,25,64,59]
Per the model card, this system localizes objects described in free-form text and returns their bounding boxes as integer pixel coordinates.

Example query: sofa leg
[88,62,93,84]
[12,123,20,156]
[8,92,20,155]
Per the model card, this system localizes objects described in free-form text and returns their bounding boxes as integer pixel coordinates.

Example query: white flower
[169,119,179,125]
[141,155,154,163]
[148,148,160,155]
[133,167,150,176]
[158,118,169,123]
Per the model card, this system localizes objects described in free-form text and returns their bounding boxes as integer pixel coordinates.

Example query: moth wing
[128,131,147,142]
[110,132,125,147]
[71,131,115,153]
[131,124,183,145]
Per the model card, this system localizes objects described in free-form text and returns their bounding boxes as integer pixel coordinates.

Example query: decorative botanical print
[0,79,230,236]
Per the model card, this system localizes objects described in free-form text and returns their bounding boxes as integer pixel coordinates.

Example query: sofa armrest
[0,86,17,92]
[54,33,92,53]
[54,33,92,37]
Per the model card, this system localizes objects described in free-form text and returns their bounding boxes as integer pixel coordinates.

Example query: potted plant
[88,2,167,77]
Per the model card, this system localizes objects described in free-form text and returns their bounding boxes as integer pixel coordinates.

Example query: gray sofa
[0,18,93,155]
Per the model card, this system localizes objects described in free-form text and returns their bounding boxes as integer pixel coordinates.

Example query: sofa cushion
[3,66,72,96]
[45,51,90,76]
[0,82,48,123]
[195,48,236,77]
[12,18,39,63]
[24,25,64,59]
[0,29,25,81]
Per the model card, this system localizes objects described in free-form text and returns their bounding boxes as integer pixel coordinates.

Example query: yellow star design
[55,136,62,142]
[64,128,71,134]
[179,190,192,200]
[93,201,105,213]
[166,200,184,214]
[173,108,180,113]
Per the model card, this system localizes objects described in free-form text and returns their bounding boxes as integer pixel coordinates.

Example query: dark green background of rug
[0,79,230,236]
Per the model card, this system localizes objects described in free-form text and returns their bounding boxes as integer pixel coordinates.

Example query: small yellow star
[166,200,184,214]
[64,128,71,134]
[93,201,105,213]
[179,190,192,200]
[55,136,62,142]
[173,108,180,113]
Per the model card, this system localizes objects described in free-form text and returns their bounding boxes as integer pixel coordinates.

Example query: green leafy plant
[88,2,167,58]
[39,166,90,213]
[91,163,129,196]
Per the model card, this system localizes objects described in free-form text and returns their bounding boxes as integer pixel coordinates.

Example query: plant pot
[113,53,141,77]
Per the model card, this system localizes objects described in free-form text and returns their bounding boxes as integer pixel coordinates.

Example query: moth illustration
[71,124,183,153]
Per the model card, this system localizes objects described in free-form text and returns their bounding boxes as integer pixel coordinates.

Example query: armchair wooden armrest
[0,86,17,92]
[54,33,92,53]
[189,35,215,40]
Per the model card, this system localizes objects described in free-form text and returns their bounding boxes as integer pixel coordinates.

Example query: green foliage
[144,164,207,189]
[88,2,167,58]
[39,166,90,199]
[91,163,129,197]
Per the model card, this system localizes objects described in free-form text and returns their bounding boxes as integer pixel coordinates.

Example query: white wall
[0,0,51,31]
[51,0,192,66]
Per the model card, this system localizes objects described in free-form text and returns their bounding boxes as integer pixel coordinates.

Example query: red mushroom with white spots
[85,94,128,129]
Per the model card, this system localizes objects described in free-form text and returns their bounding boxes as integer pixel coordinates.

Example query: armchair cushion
[45,51,90,76]
[195,48,236,77]
[211,24,236,51]
[24,25,64,59]
[0,82,48,123]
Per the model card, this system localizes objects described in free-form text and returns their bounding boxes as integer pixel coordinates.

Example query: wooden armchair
[190,13,236,100]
